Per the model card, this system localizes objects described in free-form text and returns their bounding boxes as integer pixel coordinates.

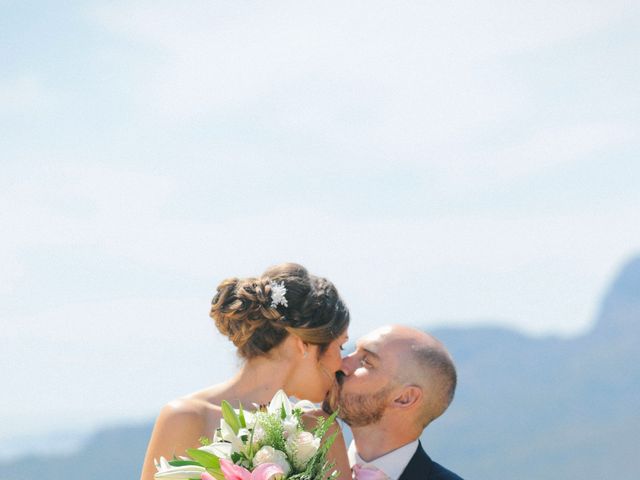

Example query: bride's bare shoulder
[154,390,222,434]
[141,395,221,480]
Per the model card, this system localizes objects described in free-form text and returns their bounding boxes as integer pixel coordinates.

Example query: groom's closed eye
[360,348,380,365]
[360,355,374,368]
[358,350,380,368]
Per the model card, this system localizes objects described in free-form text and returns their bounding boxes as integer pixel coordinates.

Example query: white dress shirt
[348,439,419,480]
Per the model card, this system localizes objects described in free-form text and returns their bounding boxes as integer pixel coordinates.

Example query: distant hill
[425,255,640,479]
[0,423,151,480]
[1,256,639,480]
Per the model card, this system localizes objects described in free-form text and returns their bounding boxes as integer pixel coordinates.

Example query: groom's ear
[392,385,422,409]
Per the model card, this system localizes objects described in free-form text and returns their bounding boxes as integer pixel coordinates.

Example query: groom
[331,325,463,480]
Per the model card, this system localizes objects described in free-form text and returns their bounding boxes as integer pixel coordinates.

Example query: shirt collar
[348,439,419,480]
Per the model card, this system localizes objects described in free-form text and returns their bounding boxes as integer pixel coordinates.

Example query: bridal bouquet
[154,390,339,480]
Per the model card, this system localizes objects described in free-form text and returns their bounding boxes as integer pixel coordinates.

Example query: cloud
[0,75,56,114]
[2,0,640,448]
[3,158,639,338]
[439,122,640,190]
[86,0,639,187]
[0,296,237,438]
[90,0,631,127]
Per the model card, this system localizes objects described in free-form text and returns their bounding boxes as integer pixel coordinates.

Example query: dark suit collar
[398,441,434,480]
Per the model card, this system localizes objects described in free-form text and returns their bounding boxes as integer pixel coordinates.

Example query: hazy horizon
[2,0,639,456]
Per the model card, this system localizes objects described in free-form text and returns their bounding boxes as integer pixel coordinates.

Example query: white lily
[293,399,317,412]
[153,456,206,479]
[219,419,246,453]
[199,441,233,459]
[267,390,293,417]
[239,409,257,428]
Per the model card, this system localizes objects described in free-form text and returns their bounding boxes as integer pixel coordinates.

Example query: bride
[140,263,351,480]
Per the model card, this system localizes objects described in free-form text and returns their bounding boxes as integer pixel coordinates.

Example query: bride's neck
[222,356,294,406]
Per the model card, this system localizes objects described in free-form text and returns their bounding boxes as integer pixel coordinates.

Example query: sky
[1,0,640,452]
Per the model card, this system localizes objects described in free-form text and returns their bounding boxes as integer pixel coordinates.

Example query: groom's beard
[323,372,393,427]
[337,384,393,427]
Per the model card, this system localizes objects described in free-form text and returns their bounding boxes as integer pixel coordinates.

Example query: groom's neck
[351,422,418,462]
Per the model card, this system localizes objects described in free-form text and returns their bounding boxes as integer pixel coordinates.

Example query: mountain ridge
[2,255,638,480]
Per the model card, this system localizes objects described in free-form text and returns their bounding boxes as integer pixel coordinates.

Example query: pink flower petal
[220,458,252,480]
[251,462,285,480]
[201,473,216,480]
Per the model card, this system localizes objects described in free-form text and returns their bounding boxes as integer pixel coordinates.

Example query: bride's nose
[340,354,358,376]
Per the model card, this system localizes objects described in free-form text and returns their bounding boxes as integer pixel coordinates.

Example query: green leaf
[238,402,247,428]
[221,400,241,434]
[313,409,339,439]
[168,460,203,467]
[205,468,225,480]
[185,449,221,469]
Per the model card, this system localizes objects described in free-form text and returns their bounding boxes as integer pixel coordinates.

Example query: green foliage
[167,460,202,467]
[238,403,247,429]
[204,470,225,480]
[313,410,339,440]
[292,407,303,425]
[183,449,224,480]
[185,449,220,469]
[221,400,241,434]
[199,436,212,446]
[288,410,340,480]
[257,412,286,452]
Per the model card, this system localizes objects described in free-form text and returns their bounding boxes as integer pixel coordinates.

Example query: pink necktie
[352,464,389,480]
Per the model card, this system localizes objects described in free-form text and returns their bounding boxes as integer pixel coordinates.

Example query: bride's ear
[392,385,422,409]
[290,334,309,358]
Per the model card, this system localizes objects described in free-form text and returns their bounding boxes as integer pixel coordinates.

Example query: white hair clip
[270,281,288,308]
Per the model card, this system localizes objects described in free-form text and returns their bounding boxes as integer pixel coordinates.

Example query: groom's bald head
[389,326,457,426]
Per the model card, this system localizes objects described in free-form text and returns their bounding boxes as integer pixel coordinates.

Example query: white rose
[253,446,291,476]
[286,431,320,470]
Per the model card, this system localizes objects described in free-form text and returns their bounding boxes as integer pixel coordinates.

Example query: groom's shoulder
[412,445,464,480]
[430,459,464,480]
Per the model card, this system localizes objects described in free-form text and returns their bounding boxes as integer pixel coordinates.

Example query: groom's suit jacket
[398,442,463,480]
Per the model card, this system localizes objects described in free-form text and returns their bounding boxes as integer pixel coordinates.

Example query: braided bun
[210,263,349,359]
[211,277,287,358]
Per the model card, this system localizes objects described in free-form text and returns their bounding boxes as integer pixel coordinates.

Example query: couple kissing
[141,263,463,480]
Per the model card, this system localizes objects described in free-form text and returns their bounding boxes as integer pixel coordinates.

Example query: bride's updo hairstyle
[210,263,349,359]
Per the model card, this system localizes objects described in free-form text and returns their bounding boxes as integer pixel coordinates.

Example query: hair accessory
[269,281,288,309]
